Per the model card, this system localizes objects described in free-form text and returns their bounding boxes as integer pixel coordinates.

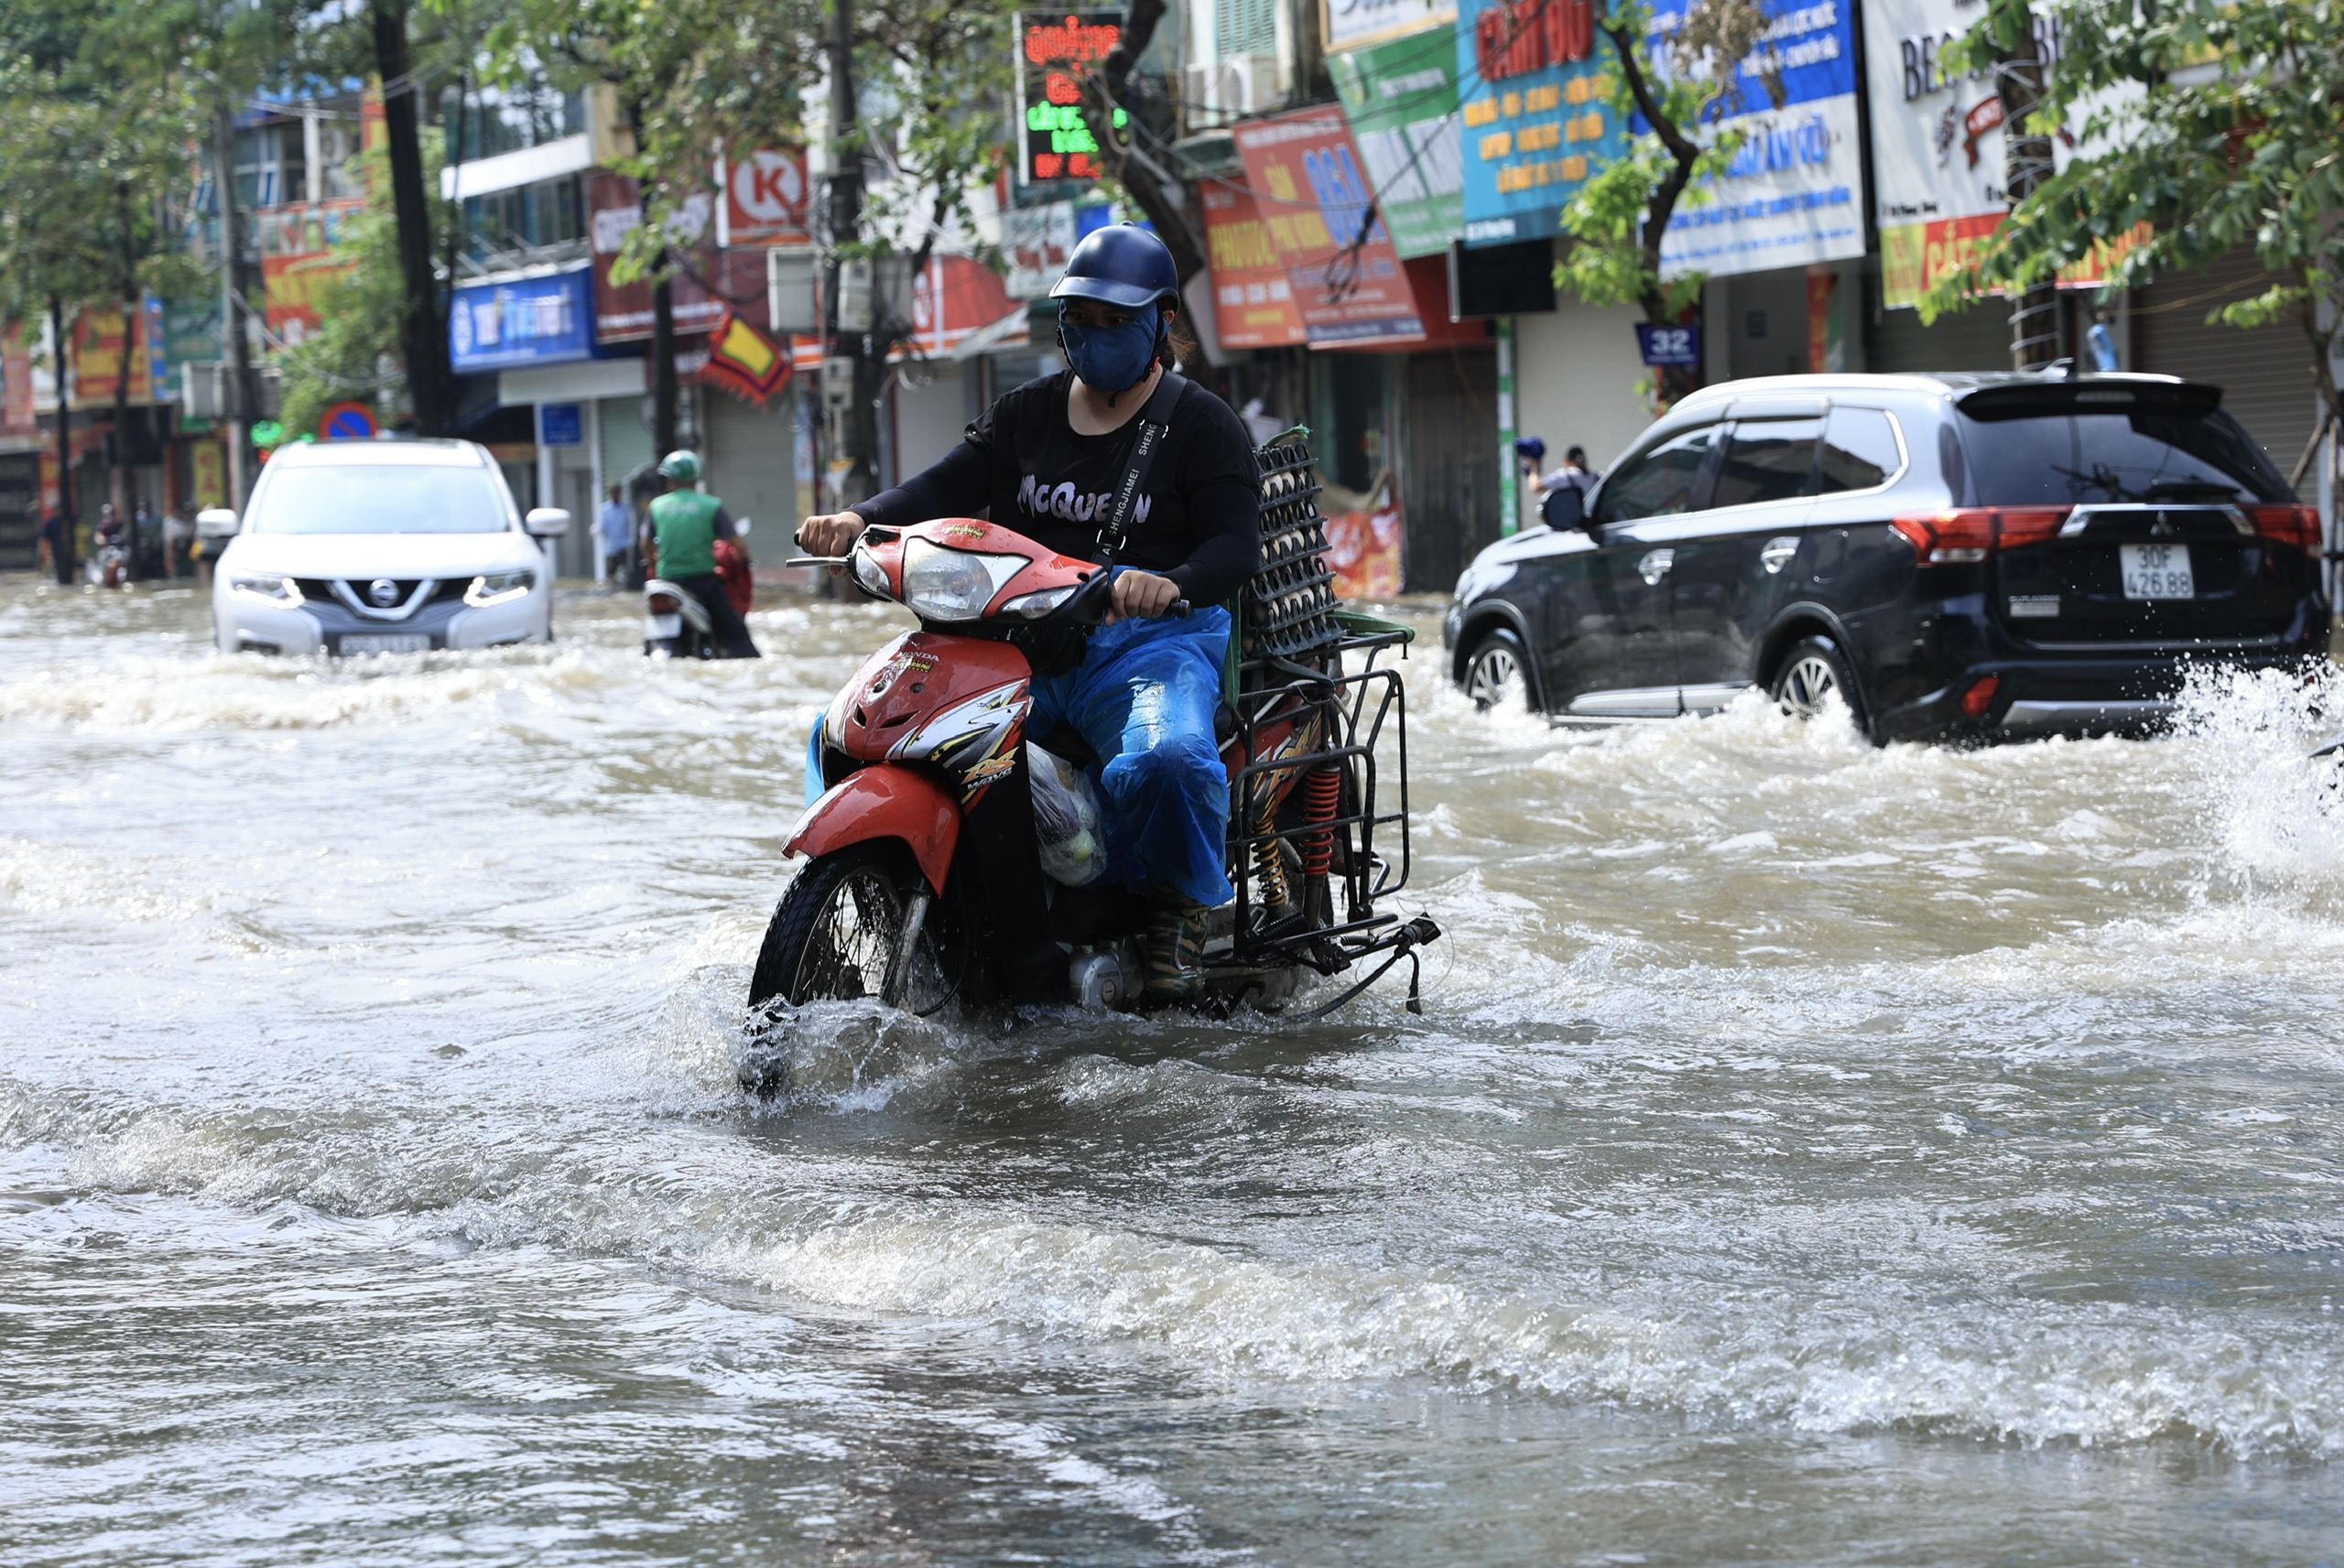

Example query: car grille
[293,578,471,610]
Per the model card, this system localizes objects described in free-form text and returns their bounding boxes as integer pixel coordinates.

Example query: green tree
[1556,0,1779,406]
[1924,0,2344,442]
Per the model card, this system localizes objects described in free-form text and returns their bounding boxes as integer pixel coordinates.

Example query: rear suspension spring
[1299,764,1341,877]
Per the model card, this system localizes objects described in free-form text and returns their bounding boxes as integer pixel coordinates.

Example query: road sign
[1634,323,1702,367]
[320,402,377,440]
[539,402,583,446]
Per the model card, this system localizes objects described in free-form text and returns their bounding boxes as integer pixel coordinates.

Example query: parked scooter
[643,517,753,657]
[746,439,1438,1027]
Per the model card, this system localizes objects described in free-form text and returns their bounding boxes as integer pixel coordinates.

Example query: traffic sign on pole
[320,402,378,440]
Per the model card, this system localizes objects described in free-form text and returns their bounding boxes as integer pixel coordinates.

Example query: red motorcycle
[749,442,1437,1023]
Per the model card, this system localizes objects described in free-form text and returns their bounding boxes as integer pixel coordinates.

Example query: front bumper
[216,587,547,654]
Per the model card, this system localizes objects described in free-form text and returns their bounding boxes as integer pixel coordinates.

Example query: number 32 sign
[1634,323,1702,367]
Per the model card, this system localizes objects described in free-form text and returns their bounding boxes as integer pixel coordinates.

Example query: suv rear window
[1958,408,2288,506]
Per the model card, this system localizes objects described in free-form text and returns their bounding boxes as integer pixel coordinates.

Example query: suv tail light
[1891,507,2071,563]
[646,590,683,613]
[2245,503,2322,553]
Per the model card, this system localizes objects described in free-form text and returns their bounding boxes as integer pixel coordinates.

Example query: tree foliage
[1557,0,1780,402]
[1925,0,2344,429]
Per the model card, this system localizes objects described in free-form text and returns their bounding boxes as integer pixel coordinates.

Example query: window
[1591,426,1715,524]
[1957,409,2288,504]
[1711,417,1822,507]
[1818,407,1904,493]
[251,465,511,535]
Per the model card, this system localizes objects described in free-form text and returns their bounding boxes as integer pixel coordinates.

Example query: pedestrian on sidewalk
[165,507,197,578]
[597,483,633,589]
[1552,445,1600,496]
[38,505,68,583]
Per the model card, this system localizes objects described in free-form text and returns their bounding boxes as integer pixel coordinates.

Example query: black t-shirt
[852,371,1262,605]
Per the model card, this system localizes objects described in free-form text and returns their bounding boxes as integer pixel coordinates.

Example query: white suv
[206,438,569,655]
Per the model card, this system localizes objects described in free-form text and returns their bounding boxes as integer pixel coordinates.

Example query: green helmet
[657,449,702,483]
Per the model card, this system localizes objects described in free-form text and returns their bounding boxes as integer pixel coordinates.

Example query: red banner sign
[1201,179,1306,350]
[722,148,812,246]
[1231,108,1426,347]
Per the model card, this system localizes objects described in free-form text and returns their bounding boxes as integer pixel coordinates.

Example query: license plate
[340,633,429,655]
[2120,543,2194,599]
[646,613,682,640]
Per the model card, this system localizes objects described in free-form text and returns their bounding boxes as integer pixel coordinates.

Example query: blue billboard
[1454,0,1625,248]
[1648,0,1868,277]
[449,265,595,372]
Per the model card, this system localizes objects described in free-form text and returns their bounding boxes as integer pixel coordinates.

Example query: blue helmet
[1050,222,1179,311]
[1514,437,1546,462]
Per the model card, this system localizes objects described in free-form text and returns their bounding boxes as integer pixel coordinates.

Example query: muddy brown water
[4,577,2342,1565]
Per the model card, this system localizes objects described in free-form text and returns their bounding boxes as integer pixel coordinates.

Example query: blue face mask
[1058,311,1161,395]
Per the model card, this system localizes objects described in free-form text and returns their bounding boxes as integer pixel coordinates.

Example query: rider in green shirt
[647,450,759,658]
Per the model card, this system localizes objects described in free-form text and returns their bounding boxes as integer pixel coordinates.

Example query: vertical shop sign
[1231,107,1426,345]
[68,309,155,406]
[257,200,364,343]
[1862,0,2137,308]
[1200,179,1308,349]
[1807,266,1845,371]
[1655,0,1865,278]
[1454,0,1621,247]
[1015,12,1124,183]
[2,321,33,434]
[1329,26,1465,259]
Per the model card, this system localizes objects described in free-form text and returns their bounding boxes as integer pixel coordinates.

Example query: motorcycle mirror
[195,507,240,538]
[734,516,754,536]
[525,507,571,537]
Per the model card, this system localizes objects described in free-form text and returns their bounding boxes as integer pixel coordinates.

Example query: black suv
[1444,372,2328,742]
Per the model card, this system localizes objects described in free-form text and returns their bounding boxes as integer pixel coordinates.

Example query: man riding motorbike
[648,449,760,658]
[798,223,1260,1000]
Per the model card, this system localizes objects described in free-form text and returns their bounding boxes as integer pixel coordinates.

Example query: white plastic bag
[1027,742,1107,886]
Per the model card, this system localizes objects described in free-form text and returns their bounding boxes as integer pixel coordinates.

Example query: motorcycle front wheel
[747,843,960,1016]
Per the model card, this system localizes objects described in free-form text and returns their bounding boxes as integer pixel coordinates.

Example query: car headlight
[1000,584,1077,618]
[228,573,303,606]
[898,539,1026,621]
[465,570,536,607]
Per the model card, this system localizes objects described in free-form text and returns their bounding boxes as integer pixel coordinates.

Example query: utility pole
[825,0,878,507]
[652,268,678,458]
[112,178,136,530]
[373,0,454,433]
[1994,4,2059,368]
[48,293,75,585]
[213,107,254,506]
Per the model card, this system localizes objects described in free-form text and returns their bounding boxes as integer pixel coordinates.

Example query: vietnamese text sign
[1654,0,1866,279]
[1861,0,2133,308]
[1232,108,1425,345]
[586,170,723,343]
[1329,26,1464,259]
[1201,179,1308,349]
[1454,0,1622,248]
[1016,11,1123,183]
[450,267,594,372]
[257,200,364,343]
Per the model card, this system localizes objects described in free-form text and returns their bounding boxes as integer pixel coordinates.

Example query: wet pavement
[5,575,2342,1565]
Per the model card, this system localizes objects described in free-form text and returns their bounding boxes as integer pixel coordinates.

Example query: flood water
[5,575,2343,1566]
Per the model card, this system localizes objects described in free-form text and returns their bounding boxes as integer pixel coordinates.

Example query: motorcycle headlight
[851,544,891,598]
[465,570,536,607]
[1000,584,1077,618]
[898,539,1026,622]
[228,573,303,605]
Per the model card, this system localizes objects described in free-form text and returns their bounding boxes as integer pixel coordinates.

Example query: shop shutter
[702,391,802,539]
[2135,247,2324,477]
[1865,302,2012,373]
[600,394,656,491]
[1400,349,1500,592]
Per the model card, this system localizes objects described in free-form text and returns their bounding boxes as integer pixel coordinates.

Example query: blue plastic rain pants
[1028,600,1233,908]
[803,595,1233,909]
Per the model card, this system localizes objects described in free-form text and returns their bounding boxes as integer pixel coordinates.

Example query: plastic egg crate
[1245,439,1340,659]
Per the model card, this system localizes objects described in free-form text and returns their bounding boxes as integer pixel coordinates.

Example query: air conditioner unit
[1192,54,1280,116]
[767,247,819,335]
[181,362,226,418]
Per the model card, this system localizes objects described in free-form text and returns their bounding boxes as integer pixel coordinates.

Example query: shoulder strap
[1094,371,1187,560]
